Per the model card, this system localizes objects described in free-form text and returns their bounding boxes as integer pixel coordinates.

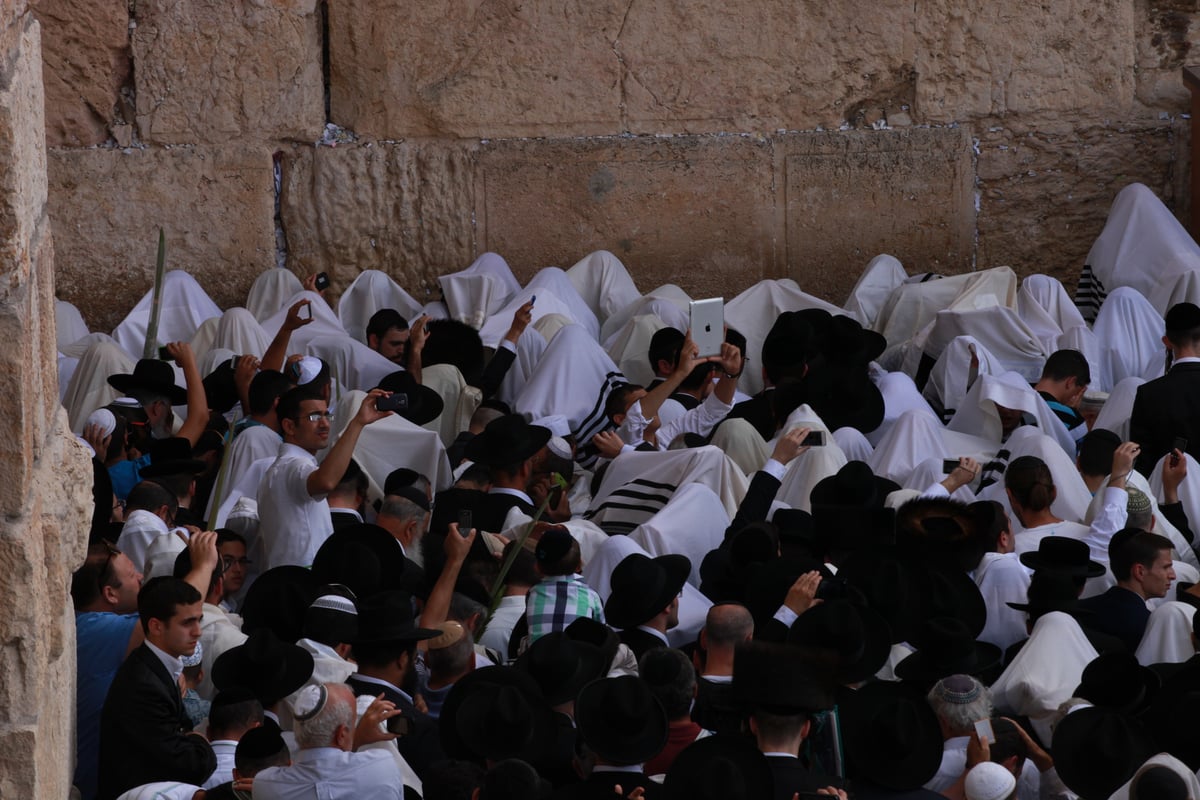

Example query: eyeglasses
[297,411,334,423]
[221,555,252,569]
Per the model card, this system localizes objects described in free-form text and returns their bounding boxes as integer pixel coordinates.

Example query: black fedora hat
[809,461,901,509]
[441,665,556,763]
[139,436,207,478]
[840,681,944,790]
[312,523,420,599]
[786,599,892,685]
[564,616,620,672]
[515,631,607,706]
[354,590,439,644]
[733,640,836,714]
[837,552,921,645]
[575,676,669,765]
[211,628,314,707]
[893,617,1002,689]
[912,563,988,638]
[740,556,832,633]
[1052,706,1155,800]
[239,565,320,646]
[1019,536,1105,578]
[663,734,774,800]
[604,553,691,630]
[464,414,551,468]
[826,313,888,366]
[201,357,240,415]
[376,370,445,426]
[1074,652,1160,716]
[108,358,188,406]
[1006,570,1090,616]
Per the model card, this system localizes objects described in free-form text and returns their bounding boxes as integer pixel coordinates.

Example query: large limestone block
[779,128,976,302]
[914,0,1136,123]
[133,0,323,145]
[33,0,130,147]
[48,145,276,331]
[1133,5,1200,110]
[974,118,1188,285]
[328,0,626,138]
[473,135,775,295]
[0,13,47,292]
[279,142,477,298]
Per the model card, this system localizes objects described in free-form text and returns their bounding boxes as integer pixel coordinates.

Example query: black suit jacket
[345,675,444,778]
[97,644,216,800]
[474,491,536,533]
[618,627,673,661]
[767,755,841,800]
[1130,362,1200,474]
[330,509,362,531]
[725,390,776,442]
[551,770,661,799]
[1077,586,1152,652]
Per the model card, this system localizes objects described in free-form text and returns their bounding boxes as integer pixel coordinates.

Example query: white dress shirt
[201,740,237,789]
[257,442,333,569]
[252,747,403,800]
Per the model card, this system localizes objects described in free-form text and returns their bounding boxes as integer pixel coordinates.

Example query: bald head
[704,603,754,649]
[293,683,356,751]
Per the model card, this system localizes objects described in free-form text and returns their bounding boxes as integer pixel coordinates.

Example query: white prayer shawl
[63,339,136,433]
[565,250,642,326]
[922,336,1006,423]
[305,334,399,395]
[628,482,730,588]
[586,446,749,534]
[867,407,993,490]
[532,313,574,344]
[514,324,626,461]
[421,300,449,320]
[438,252,521,327]
[990,611,1098,730]
[771,406,848,512]
[1093,286,1166,389]
[205,425,281,526]
[581,534,713,648]
[832,427,874,463]
[421,363,478,447]
[494,328,548,409]
[59,332,121,404]
[1092,376,1144,442]
[1107,753,1200,800]
[258,290,346,352]
[905,306,1047,385]
[974,552,1033,652]
[1084,466,1200,572]
[1057,323,1107,393]
[205,307,272,361]
[709,417,772,477]
[1017,274,1087,354]
[337,269,423,343]
[867,368,939,447]
[724,278,847,398]
[600,285,691,346]
[843,254,906,328]
[119,509,172,576]
[330,389,454,500]
[196,603,248,701]
[1134,601,1197,666]
[1002,427,1094,527]
[1086,182,1200,315]
[189,316,221,363]
[246,268,303,322]
[112,270,222,360]
[873,266,1018,348]
[212,460,271,579]
[524,267,602,341]
[910,458,977,501]
[605,313,671,389]
[144,531,188,581]
[478,289,583,349]
[56,299,90,351]
[947,372,1076,458]
[1149,451,1200,558]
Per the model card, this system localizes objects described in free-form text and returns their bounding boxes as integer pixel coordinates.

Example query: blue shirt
[75,611,138,800]
[108,454,152,502]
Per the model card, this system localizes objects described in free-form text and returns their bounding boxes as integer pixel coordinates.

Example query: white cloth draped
[605,313,671,389]
[868,368,938,447]
[1107,753,1200,800]
[1134,600,1197,666]
[304,335,400,395]
[844,254,906,328]
[873,267,1019,348]
[63,339,136,433]
[947,371,1076,457]
[56,299,90,351]
[494,328,548,409]
[1092,287,1166,388]
[1017,274,1087,354]
[772,406,848,512]
[628,482,730,588]
[906,305,1047,385]
[868,407,993,489]
[974,552,1032,652]
[600,285,692,346]
[420,363,477,447]
[439,253,521,327]
[587,446,749,527]
[194,308,271,363]
[524,267,601,341]
[246,269,303,322]
[565,250,642,326]
[337,269,423,343]
[1091,376,1144,442]
[259,291,346,352]
[478,289,581,349]
[923,336,1006,423]
[112,270,222,360]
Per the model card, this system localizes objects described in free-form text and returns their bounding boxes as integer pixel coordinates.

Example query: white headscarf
[56,298,90,351]
[844,254,906,328]
[1107,752,1200,800]
[246,268,303,322]
[565,250,642,326]
[63,339,135,434]
[1092,376,1145,442]
[111,270,222,360]
[1017,274,1087,354]
[1093,287,1166,387]
[337,269,423,344]
[947,371,1076,458]
[438,252,521,327]
[600,284,691,346]
[1134,601,1197,666]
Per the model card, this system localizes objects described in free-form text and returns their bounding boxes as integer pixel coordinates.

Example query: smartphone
[458,510,473,537]
[801,430,825,447]
[297,301,312,320]
[689,298,724,358]
[386,713,411,736]
[974,718,995,744]
[530,294,536,306]
[314,272,330,291]
[157,345,174,362]
[942,458,960,474]
[376,393,409,413]
[1173,437,1188,466]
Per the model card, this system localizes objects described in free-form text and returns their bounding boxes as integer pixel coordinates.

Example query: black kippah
[235,725,287,761]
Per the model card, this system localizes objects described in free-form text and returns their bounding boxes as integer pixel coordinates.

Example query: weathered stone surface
[1133,1,1200,110]
[780,128,976,302]
[474,135,776,295]
[133,0,323,145]
[48,145,277,331]
[279,142,477,300]
[33,0,129,147]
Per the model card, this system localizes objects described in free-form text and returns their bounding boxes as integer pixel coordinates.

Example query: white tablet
[689,298,724,358]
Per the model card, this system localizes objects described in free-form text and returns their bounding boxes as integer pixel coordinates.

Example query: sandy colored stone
[33,0,129,147]
[474,135,776,294]
[0,14,47,296]
[48,145,276,331]
[1133,3,1199,110]
[279,142,477,299]
[779,128,976,303]
[133,0,323,145]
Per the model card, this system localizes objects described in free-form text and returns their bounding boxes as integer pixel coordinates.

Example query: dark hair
[366,308,409,341]
[988,717,1027,769]
[420,759,486,800]
[725,327,747,358]
[456,463,492,488]
[1077,428,1122,477]
[679,360,717,392]
[969,500,1010,553]
[604,383,643,422]
[1110,528,1173,582]
[276,387,325,425]
[1004,456,1055,512]
[1040,349,1091,386]
[422,319,486,385]
[501,540,540,587]
[216,528,247,548]
[247,369,293,417]
[648,327,685,375]
[173,546,225,597]
[771,378,807,429]
[480,759,546,800]
[150,474,193,504]
[137,576,201,634]
[334,458,369,498]
[71,540,124,610]
[125,479,179,518]
[536,537,582,577]
[639,647,697,719]
[234,727,291,776]
[208,691,264,739]
[751,707,811,740]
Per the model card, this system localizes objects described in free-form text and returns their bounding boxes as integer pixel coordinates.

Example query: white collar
[145,640,184,684]
[489,486,533,504]
[635,625,670,645]
[350,672,414,705]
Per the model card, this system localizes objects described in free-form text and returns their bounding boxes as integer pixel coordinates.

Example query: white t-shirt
[257,442,332,569]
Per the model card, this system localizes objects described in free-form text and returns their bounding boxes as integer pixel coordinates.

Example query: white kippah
[547,435,572,461]
[295,356,322,386]
[310,594,357,616]
[111,396,141,408]
[180,640,204,668]
[533,415,571,438]
[292,684,327,720]
[86,408,117,437]
[964,762,1017,800]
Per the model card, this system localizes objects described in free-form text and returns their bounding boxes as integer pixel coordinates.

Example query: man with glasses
[257,386,394,570]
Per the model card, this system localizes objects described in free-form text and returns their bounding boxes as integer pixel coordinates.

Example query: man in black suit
[1079,528,1176,651]
[462,414,552,532]
[1130,302,1200,475]
[604,553,692,659]
[97,576,217,800]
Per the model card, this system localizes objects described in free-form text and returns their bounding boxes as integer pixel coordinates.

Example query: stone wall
[0,4,95,798]
[35,0,1200,332]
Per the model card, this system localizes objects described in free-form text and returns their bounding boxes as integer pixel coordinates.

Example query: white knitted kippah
[965,762,1016,800]
[310,593,357,616]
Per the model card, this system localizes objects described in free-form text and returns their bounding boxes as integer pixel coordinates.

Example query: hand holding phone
[376,393,409,413]
[458,510,473,538]
[942,458,961,474]
[801,430,825,447]
[1172,437,1188,467]
[974,718,995,745]
[314,272,330,291]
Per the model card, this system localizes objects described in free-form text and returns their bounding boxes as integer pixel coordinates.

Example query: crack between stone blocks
[612,0,635,132]
[273,151,289,269]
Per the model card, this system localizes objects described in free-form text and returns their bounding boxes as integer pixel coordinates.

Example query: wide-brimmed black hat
[312,523,420,599]
[787,599,892,685]
[376,370,445,426]
[240,565,320,645]
[733,640,836,714]
[915,563,988,637]
[826,313,888,366]
[464,414,551,468]
[575,676,669,765]
[663,734,774,800]
[108,358,188,406]
[441,665,557,763]
[139,436,207,478]
[211,628,314,707]
[740,556,833,633]
[837,552,921,644]
[840,681,944,791]
[894,617,1002,688]
[1149,689,1200,770]
[515,631,607,706]
[354,590,439,644]
[809,461,901,508]
[1019,536,1105,578]
[1074,652,1160,716]
[564,616,620,673]
[604,553,691,630]
[1052,706,1155,800]
[1006,571,1091,617]
[201,357,240,415]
